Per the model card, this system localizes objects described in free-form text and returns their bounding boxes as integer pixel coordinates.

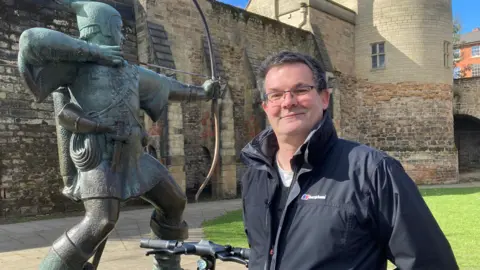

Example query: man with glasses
[240,51,458,270]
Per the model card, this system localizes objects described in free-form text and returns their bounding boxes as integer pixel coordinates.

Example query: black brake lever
[216,252,248,266]
[145,249,174,256]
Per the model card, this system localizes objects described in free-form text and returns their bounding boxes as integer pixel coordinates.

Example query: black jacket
[240,112,458,270]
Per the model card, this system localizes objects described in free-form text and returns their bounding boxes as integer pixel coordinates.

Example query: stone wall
[338,75,458,184]
[245,0,276,19]
[0,0,138,218]
[333,0,453,84]
[453,77,480,182]
[136,0,324,199]
[454,77,480,119]
[306,2,355,75]
[246,0,356,75]
[454,115,480,182]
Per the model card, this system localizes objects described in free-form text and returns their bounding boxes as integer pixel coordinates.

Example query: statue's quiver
[56,101,111,173]
[52,87,77,187]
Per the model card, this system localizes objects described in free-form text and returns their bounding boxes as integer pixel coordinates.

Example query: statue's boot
[150,210,189,270]
[39,232,91,270]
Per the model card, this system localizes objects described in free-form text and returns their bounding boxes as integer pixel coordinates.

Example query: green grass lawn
[202,187,480,269]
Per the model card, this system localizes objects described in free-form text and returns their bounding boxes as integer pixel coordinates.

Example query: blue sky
[452,0,477,34]
[218,0,475,34]
[218,0,248,8]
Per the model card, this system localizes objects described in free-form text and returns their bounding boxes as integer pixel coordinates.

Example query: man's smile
[280,112,306,119]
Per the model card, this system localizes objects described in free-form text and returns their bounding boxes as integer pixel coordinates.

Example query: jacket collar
[240,110,338,171]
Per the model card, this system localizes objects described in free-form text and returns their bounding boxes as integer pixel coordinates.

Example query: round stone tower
[331,0,458,183]
[335,0,453,83]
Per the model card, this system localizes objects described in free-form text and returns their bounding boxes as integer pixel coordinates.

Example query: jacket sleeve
[371,157,458,269]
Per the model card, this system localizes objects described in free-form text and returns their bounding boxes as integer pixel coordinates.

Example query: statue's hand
[96,45,125,67]
[202,79,221,101]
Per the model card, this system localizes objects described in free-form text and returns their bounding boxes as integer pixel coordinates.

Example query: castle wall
[305,1,355,75]
[246,0,356,75]
[329,0,459,184]
[338,77,458,184]
[245,0,276,19]
[335,0,453,84]
[454,78,480,119]
[136,0,323,200]
[453,78,480,182]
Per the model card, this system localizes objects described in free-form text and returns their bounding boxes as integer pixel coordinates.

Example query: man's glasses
[264,85,315,103]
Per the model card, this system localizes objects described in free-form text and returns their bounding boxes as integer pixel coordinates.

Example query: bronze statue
[17,1,219,269]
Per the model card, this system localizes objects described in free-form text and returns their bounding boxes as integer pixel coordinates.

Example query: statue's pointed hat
[71,1,122,37]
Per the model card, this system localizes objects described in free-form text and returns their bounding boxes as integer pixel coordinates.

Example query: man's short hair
[256,51,327,101]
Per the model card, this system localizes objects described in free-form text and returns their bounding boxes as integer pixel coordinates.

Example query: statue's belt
[57,102,111,134]
[57,103,146,172]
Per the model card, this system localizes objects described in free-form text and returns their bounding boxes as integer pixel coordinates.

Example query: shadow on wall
[186,146,212,202]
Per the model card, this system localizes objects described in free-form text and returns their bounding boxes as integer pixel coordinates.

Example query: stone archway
[454,114,480,182]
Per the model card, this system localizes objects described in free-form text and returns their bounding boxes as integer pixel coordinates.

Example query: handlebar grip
[140,239,176,249]
[232,248,250,260]
[242,248,250,260]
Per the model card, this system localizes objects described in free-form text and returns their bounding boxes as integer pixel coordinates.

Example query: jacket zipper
[265,170,279,270]
[270,162,300,270]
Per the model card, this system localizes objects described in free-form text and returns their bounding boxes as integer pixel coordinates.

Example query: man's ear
[261,101,268,112]
[321,90,331,110]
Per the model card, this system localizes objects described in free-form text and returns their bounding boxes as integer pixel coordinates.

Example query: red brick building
[454,27,480,78]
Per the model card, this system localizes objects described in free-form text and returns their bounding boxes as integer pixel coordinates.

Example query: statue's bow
[193,0,220,202]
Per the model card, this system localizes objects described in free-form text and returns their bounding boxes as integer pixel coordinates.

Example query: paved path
[0,199,244,270]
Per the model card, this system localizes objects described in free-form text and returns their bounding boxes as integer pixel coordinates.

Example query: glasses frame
[264,85,316,104]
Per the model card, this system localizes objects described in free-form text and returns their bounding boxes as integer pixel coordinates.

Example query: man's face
[262,62,330,139]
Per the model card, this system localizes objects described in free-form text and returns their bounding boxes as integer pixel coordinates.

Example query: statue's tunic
[61,63,172,201]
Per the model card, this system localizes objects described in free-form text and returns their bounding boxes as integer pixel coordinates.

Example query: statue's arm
[138,66,206,121]
[18,27,120,65]
[18,53,78,103]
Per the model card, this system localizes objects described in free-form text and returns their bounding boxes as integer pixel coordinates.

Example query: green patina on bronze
[17,1,219,269]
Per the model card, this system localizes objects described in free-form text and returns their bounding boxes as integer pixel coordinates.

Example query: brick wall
[0,0,138,218]
[453,41,480,78]
[338,75,458,184]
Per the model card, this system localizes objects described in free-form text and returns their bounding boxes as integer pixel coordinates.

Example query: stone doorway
[454,114,480,182]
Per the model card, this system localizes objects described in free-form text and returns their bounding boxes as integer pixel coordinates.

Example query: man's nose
[281,92,297,108]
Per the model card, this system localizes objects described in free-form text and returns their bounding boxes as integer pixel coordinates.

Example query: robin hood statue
[17,1,219,269]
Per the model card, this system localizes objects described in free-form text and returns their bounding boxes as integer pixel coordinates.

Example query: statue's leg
[141,173,188,270]
[39,198,120,270]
